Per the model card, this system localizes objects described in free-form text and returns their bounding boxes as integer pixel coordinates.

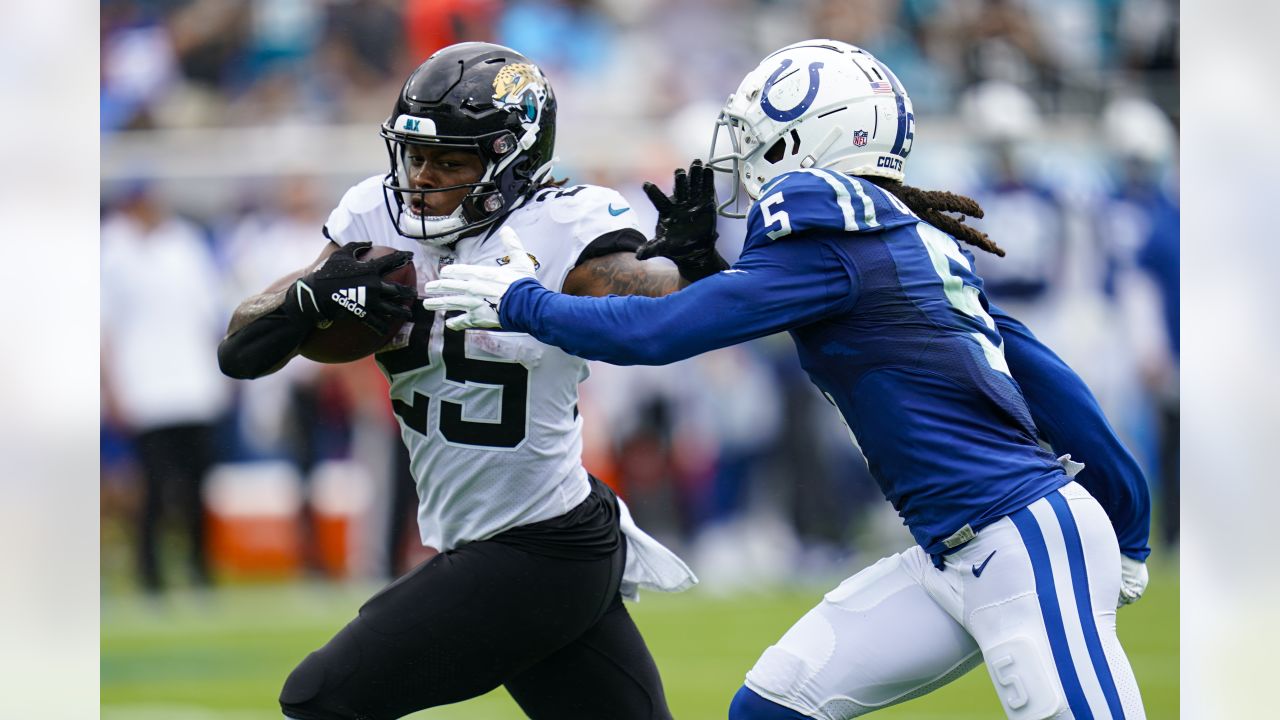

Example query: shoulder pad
[522,184,641,245]
[746,169,918,245]
[324,175,386,244]
[531,184,637,226]
[506,184,643,292]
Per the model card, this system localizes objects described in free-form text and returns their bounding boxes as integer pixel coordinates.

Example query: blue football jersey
[501,168,1072,556]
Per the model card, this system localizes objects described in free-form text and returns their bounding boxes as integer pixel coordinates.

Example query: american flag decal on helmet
[853,129,868,147]
[870,80,893,94]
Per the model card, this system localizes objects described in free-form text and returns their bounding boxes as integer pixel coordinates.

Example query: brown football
[298,246,417,364]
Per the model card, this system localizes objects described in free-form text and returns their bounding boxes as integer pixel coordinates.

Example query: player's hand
[1118,555,1149,608]
[286,242,416,335]
[638,159,728,281]
[423,227,536,331]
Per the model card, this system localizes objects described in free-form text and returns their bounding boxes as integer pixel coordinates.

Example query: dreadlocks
[865,176,1006,257]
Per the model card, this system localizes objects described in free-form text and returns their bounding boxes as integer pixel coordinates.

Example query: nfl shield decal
[853,129,868,147]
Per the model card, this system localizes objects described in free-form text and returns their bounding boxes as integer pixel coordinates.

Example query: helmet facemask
[381,123,539,246]
[379,43,558,246]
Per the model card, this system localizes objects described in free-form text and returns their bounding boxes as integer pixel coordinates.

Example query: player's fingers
[634,238,667,261]
[424,278,486,295]
[445,315,475,332]
[423,294,483,313]
[496,227,534,272]
[688,159,705,197]
[446,310,498,331]
[438,264,500,283]
[380,280,416,300]
[376,302,413,321]
[642,182,672,212]
[340,241,373,258]
[695,163,716,202]
[673,167,689,201]
[373,250,414,273]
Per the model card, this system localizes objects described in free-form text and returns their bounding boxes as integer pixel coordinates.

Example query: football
[298,246,417,364]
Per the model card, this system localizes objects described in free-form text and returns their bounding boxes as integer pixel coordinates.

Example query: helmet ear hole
[764,138,786,164]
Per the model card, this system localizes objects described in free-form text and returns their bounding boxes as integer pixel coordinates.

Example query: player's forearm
[505,273,773,365]
[992,305,1152,560]
[502,238,850,365]
[218,289,307,379]
[563,251,687,298]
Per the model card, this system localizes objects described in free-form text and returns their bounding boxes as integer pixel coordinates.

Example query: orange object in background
[204,461,304,578]
[308,460,376,580]
[206,511,302,577]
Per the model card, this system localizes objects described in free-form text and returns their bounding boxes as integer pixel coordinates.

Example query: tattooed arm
[561,251,690,298]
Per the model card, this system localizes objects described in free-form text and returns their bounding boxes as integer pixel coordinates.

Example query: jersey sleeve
[322,175,385,246]
[519,184,646,292]
[498,235,856,365]
[745,169,918,248]
[992,303,1153,561]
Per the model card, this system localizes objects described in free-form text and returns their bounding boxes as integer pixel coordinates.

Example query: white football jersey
[324,175,644,553]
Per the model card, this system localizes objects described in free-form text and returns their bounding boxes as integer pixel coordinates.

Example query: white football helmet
[708,40,915,217]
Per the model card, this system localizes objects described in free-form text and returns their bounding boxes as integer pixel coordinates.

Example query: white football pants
[744,482,1146,719]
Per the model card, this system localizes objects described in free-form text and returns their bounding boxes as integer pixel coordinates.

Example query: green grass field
[102,555,1177,719]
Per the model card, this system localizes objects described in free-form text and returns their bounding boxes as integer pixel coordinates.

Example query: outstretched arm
[499,238,853,365]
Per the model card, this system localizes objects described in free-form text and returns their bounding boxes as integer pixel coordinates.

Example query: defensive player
[217,42,709,720]
[424,40,1150,719]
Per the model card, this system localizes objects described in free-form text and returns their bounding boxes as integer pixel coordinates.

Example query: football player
[217,42,712,720]
[424,40,1151,719]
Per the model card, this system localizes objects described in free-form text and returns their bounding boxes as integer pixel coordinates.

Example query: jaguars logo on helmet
[492,63,548,125]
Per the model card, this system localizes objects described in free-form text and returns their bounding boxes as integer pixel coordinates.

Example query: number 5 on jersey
[760,192,793,240]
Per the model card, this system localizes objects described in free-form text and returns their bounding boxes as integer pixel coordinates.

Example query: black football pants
[279,481,673,720]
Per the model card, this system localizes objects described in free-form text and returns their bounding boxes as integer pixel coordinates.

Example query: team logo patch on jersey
[492,63,548,124]
[497,252,540,270]
[853,129,868,147]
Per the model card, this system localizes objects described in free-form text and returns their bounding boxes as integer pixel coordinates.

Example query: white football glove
[1118,555,1148,608]
[422,226,537,331]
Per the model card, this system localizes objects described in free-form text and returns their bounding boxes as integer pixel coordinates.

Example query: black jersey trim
[574,228,648,267]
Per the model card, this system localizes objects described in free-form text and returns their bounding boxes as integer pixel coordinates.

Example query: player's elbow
[217,334,287,380]
[217,339,260,379]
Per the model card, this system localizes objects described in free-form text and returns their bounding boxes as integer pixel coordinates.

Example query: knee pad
[279,648,356,720]
[982,637,1067,720]
[280,650,325,705]
[729,686,812,720]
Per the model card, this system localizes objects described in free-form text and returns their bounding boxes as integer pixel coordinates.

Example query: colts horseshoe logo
[760,59,825,122]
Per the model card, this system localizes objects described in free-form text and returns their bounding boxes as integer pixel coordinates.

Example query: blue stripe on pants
[1010,504,1093,719]
[1047,491,1125,719]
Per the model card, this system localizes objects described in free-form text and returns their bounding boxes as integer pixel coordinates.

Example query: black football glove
[638,159,729,282]
[285,242,416,336]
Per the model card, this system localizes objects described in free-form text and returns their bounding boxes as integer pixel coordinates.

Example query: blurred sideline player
[425,40,1151,719]
[217,42,712,719]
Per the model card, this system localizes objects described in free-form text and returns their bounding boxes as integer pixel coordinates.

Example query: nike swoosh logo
[607,204,630,216]
[972,550,997,577]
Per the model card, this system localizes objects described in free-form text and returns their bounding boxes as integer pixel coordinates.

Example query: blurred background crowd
[99,0,1179,596]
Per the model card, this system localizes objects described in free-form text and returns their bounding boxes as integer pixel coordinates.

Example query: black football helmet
[380,42,558,245]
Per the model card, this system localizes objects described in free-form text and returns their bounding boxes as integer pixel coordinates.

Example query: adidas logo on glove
[332,287,367,318]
